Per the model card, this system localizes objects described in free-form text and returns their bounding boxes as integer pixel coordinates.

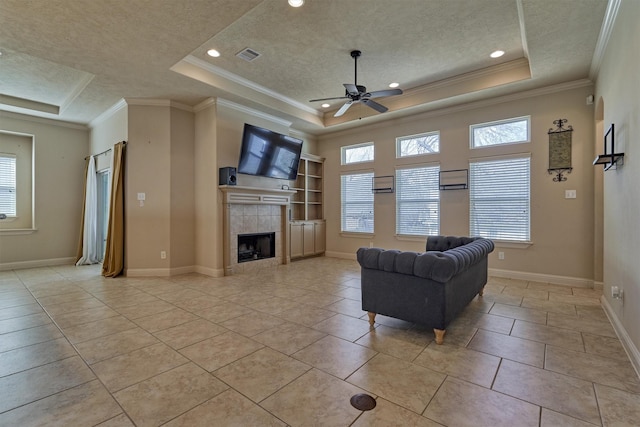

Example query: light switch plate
[565,190,576,199]
[137,192,146,201]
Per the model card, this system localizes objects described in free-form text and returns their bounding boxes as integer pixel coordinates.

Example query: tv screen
[238,123,303,180]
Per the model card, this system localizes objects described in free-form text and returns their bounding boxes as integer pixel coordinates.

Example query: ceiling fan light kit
[310,50,403,117]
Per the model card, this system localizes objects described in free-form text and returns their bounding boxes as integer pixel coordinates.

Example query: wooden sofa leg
[479,285,485,297]
[367,312,376,327]
[434,329,446,345]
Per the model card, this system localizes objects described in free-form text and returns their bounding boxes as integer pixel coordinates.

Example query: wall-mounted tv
[238,123,303,180]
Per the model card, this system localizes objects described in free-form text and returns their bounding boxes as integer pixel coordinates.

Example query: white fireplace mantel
[219,185,295,205]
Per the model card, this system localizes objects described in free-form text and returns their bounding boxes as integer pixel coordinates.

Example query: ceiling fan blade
[343,83,359,96]
[362,98,388,113]
[309,96,349,102]
[334,100,355,117]
[366,88,403,99]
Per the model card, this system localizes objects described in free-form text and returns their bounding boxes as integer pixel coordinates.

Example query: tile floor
[1,257,639,426]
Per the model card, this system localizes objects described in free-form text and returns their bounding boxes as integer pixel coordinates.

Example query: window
[0,132,33,230]
[0,154,17,217]
[471,116,530,148]
[341,172,374,233]
[341,142,374,165]
[396,165,440,236]
[396,131,439,157]
[469,155,530,241]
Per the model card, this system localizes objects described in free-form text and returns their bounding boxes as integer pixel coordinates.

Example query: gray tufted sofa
[356,236,494,344]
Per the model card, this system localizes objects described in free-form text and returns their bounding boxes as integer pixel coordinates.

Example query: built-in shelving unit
[291,153,324,221]
[290,153,325,259]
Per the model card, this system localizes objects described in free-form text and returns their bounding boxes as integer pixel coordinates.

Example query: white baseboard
[194,265,225,278]
[125,267,174,277]
[0,257,75,271]
[327,252,594,288]
[488,268,594,288]
[125,265,226,278]
[601,296,640,379]
[325,251,357,260]
[125,266,194,277]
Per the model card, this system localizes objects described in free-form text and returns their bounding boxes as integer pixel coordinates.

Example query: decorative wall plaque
[547,118,573,182]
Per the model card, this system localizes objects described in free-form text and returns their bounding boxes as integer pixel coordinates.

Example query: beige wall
[595,0,640,359]
[90,102,128,171]
[124,104,198,275]
[0,113,89,268]
[318,85,596,284]
[125,105,173,273]
[170,108,196,270]
[194,102,222,275]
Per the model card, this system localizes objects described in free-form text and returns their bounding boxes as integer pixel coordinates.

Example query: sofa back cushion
[357,237,494,283]
[426,235,476,251]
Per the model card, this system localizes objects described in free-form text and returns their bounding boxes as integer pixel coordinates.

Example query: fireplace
[237,232,275,263]
[220,186,294,275]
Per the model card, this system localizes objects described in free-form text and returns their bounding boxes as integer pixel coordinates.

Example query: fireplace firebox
[237,232,275,263]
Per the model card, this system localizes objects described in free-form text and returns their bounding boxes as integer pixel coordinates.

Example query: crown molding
[589,0,621,80]
[193,97,216,113]
[59,73,95,114]
[0,94,59,115]
[217,98,292,128]
[182,55,318,116]
[124,98,194,112]
[318,79,593,139]
[89,98,127,128]
[405,58,531,97]
[1,110,87,130]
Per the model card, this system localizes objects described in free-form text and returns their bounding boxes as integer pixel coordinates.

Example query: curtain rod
[84,141,127,160]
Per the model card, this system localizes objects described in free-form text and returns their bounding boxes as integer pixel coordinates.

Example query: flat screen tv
[238,123,303,180]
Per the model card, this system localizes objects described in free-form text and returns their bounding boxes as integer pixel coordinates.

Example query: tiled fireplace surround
[220,186,295,275]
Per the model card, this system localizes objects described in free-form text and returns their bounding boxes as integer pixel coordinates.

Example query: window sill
[395,234,427,242]
[340,232,374,239]
[0,228,38,235]
[493,240,532,249]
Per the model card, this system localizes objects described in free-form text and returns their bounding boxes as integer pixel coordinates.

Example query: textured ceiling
[0,0,610,134]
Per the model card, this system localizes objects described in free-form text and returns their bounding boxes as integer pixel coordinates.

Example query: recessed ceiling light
[321,103,330,108]
[389,82,399,88]
[288,0,304,7]
[207,49,221,58]
[490,50,505,58]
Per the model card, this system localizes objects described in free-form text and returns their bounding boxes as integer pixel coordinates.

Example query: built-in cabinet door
[303,222,315,256]
[313,221,325,254]
[290,222,304,259]
[290,220,325,259]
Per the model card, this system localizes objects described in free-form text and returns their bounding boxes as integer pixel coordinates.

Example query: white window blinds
[470,156,530,241]
[0,154,17,217]
[396,165,440,236]
[341,172,374,233]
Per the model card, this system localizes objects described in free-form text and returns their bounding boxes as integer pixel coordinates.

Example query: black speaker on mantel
[219,167,237,186]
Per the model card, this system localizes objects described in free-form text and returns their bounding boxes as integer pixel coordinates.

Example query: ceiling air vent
[236,48,261,62]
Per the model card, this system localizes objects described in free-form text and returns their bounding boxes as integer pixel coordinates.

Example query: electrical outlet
[160,251,167,259]
[498,251,505,260]
[369,241,373,248]
[612,286,623,300]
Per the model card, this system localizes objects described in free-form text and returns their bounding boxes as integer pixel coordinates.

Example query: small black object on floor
[350,393,376,411]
